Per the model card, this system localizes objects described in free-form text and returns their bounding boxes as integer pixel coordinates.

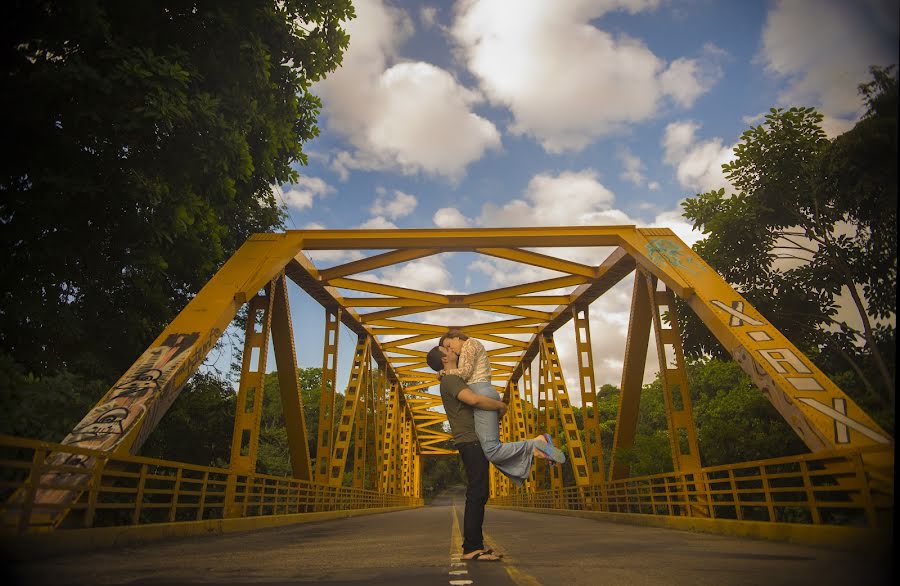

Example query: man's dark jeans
[458,441,489,554]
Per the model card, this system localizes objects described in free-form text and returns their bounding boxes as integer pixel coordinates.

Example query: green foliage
[687,358,806,465]
[0,352,107,442]
[578,358,811,477]
[139,371,236,467]
[681,66,897,411]
[0,1,354,383]
[253,368,344,477]
[422,447,466,499]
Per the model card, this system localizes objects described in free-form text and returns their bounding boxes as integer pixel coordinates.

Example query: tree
[139,371,236,467]
[0,1,354,383]
[687,358,805,466]
[682,66,897,410]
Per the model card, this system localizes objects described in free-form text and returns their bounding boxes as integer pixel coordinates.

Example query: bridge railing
[491,446,892,529]
[0,434,420,533]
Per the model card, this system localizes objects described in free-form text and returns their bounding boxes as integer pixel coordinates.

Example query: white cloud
[358,215,398,229]
[451,0,721,152]
[651,207,702,248]
[274,176,334,211]
[478,169,635,227]
[357,255,458,296]
[419,5,438,28]
[618,149,646,186]
[371,189,418,219]
[315,0,501,179]
[433,207,472,228]
[662,121,735,193]
[760,0,899,135]
[300,222,365,265]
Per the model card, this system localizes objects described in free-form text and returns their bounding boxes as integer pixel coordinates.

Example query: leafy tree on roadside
[681,66,897,412]
[139,371,236,467]
[0,1,354,384]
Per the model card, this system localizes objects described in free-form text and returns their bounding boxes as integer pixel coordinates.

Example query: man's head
[426,345,457,371]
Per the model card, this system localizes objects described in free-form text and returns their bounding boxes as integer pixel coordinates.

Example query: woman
[438,330,565,485]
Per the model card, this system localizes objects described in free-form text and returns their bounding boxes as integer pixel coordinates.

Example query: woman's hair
[438,329,469,347]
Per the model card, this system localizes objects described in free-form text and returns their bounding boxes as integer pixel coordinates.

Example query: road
[6,486,891,585]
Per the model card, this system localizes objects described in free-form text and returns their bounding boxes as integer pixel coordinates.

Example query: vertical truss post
[522,364,538,494]
[315,309,341,483]
[413,452,422,500]
[535,358,550,490]
[541,336,591,488]
[269,273,313,481]
[510,379,533,494]
[328,336,371,486]
[609,270,653,480]
[352,359,370,489]
[646,272,708,517]
[401,408,414,496]
[573,308,604,481]
[539,344,564,498]
[228,283,275,475]
[572,306,606,507]
[380,382,400,493]
[374,366,388,490]
[225,283,275,518]
[365,365,383,489]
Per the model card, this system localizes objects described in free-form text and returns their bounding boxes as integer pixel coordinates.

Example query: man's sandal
[464,550,502,562]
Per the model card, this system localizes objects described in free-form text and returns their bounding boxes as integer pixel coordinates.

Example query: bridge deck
[8,491,890,586]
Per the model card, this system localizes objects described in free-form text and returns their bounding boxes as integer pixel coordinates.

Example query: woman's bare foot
[532,435,551,459]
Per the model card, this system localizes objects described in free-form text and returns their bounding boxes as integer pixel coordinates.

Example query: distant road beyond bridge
[7,487,890,586]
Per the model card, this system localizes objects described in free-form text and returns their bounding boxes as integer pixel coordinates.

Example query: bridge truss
[1,227,892,548]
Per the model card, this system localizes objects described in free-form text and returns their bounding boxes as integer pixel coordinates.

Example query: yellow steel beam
[228,286,275,476]
[540,336,591,487]
[358,306,442,322]
[459,316,546,333]
[465,305,553,320]
[572,307,604,487]
[475,247,599,278]
[463,275,589,305]
[365,319,448,333]
[470,296,571,306]
[342,298,436,307]
[609,270,653,480]
[505,247,637,385]
[318,249,439,281]
[647,275,703,474]
[328,277,449,304]
[628,228,893,457]
[381,334,438,349]
[295,226,632,249]
[315,309,341,483]
[327,337,371,485]
[269,274,313,481]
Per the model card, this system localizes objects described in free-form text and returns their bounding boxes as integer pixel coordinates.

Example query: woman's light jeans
[468,381,537,486]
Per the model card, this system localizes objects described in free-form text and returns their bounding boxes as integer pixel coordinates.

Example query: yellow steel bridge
[1,227,892,561]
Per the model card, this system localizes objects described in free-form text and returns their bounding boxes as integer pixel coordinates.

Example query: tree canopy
[0,1,354,383]
[681,66,897,414]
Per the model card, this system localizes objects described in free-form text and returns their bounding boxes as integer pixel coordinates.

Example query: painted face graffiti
[73,407,130,437]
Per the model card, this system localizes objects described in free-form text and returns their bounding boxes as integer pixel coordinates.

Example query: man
[427,345,505,562]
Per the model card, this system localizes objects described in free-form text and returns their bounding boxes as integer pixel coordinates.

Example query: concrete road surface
[5,486,891,585]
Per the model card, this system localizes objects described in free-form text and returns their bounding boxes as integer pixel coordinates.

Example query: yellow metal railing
[491,446,893,529]
[0,434,421,534]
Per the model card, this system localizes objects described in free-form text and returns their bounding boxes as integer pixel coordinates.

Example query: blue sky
[213,0,898,399]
